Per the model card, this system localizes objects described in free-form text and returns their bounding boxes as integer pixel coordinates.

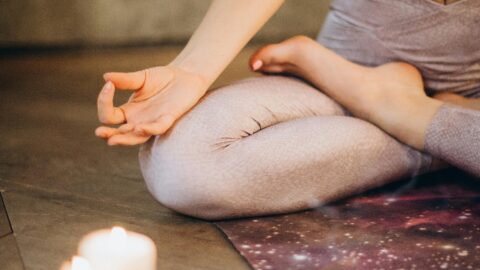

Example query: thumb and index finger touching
[96,68,174,143]
[96,70,147,124]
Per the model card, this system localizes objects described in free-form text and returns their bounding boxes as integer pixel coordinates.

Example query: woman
[95,0,480,219]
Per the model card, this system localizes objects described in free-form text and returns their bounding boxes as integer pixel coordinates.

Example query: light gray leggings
[138,76,479,220]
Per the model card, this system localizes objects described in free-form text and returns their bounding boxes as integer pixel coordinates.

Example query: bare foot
[250,36,443,150]
[433,92,480,111]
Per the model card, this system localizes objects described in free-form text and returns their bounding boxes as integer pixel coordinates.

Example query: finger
[97,81,126,124]
[95,126,120,139]
[103,70,146,90]
[95,126,126,139]
[107,132,151,146]
[135,115,175,136]
[118,123,134,133]
[95,123,135,139]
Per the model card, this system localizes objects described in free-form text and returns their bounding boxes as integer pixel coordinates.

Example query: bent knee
[139,139,242,220]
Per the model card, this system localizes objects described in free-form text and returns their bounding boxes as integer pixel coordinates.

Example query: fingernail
[103,81,113,93]
[252,60,263,71]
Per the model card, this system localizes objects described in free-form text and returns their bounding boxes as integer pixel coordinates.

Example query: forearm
[169,0,284,87]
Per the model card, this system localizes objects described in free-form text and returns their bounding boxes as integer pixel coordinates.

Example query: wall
[0,0,331,47]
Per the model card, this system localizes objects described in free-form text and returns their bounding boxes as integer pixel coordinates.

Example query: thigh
[139,75,433,219]
[147,75,347,154]
[193,75,347,146]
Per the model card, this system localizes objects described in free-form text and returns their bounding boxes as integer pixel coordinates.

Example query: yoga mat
[216,169,480,270]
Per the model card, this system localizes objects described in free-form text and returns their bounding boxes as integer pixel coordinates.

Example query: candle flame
[71,256,92,270]
[111,226,127,239]
[110,226,127,248]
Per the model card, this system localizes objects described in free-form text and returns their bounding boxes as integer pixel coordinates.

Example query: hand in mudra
[95,66,208,146]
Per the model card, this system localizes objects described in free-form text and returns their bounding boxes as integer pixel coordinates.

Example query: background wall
[0,0,332,48]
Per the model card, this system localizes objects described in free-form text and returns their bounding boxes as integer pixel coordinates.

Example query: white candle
[78,227,157,270]
[60,256,93,270]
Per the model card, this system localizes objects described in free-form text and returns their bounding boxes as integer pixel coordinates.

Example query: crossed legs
[139,37,480,220]
[139,76,434,220]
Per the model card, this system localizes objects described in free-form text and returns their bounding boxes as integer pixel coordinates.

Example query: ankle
[402,97,443,150]
[373,93,443,150]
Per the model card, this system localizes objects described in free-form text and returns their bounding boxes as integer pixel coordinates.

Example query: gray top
[317,0,480,97]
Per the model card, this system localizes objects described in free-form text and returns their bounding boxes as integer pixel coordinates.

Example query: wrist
[166,62,211,95]
[168,59,216,88]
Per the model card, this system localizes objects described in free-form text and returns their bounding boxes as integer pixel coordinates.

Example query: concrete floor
[0,46,260,270]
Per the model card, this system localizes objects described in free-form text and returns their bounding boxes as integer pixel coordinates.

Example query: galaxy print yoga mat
[215,169,480,270]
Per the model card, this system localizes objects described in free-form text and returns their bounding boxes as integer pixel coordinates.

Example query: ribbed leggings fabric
[138,76,479,220]
[425,105,480,176]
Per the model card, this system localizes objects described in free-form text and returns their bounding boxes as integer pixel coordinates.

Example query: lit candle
[60,256,93,270]
[78,226,157,270]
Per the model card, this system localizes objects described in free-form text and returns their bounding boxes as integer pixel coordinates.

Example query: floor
[0,45,260,270]
[3,46,479,270]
